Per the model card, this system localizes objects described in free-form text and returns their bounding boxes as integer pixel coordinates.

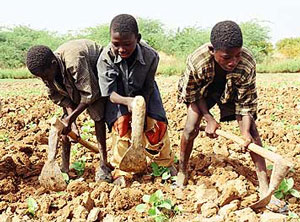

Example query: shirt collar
[111,43,146,65]
[54,53,65,76]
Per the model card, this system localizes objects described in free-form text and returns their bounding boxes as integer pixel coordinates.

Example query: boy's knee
[183,125,199,141]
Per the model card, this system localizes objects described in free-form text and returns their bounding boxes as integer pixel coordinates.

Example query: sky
[1,0,299,44]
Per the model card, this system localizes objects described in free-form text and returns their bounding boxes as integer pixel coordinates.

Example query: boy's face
[210,47,242,72]
[111,31,140,59]
[35,61,58,83]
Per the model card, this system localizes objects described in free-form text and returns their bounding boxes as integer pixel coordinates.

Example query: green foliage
[274,178,300,199]
[138,18,168,51]
[240,20,272,63]
[27,197,38,216]
[276,37,300,59]
[288,211,300,219]
[165,27,210,58]
[151,162,171,180]
[77,24,110,46]
[0,68,32,79]
[0,26,66,69]
[135,190,182,222]
[257,58,300,73]
[61,173,70,183]
[70,157,86,176]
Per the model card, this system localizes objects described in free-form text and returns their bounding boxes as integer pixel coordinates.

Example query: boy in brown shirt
[26,39,112,182]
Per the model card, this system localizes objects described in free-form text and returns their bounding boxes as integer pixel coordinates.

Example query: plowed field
[0,74,299,221]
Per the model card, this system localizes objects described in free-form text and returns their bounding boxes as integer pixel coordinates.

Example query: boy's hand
[61,117,72,135]
[126,97,134,112]
[242,133,253,151]
[205,119,220,138]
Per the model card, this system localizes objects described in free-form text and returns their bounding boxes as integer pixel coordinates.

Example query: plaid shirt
[178,43,257,117]
[45,39,103,107]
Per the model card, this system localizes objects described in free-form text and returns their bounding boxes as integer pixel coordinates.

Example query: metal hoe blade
[119,96,147,173]
[39,118,67,191]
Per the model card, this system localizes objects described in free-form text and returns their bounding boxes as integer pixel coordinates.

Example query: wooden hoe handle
[68,131,99,153]
[199,126,285,163]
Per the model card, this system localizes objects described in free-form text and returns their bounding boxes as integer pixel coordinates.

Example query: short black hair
[210,20,243,50]
[110,14,139,36]
[26,45,55,74]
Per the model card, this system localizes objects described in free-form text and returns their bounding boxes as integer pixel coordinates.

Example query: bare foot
[176,171,187,187]
[95,164,113,183]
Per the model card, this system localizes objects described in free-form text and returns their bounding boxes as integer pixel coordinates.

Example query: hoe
[39,96,147,191]
[199,126,293,209]
[39,118,99,191]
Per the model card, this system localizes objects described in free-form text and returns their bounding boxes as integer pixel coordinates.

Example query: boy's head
[209,20,243,71]
[110,14,141,59]
[26,45,58,81]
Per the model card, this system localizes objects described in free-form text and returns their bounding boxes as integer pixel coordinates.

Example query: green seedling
[288,211,300,220]
[0,133,9,143]
[61,173,70,183]
[70,157,86,176]
[151,162,171,181]
[274,178,300,199]
[27,197,38,216]
[136,190,182,222]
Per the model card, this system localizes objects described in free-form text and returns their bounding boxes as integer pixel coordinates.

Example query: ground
[0,73,299,221]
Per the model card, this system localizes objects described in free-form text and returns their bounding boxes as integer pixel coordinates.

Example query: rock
[288,197,297,204]
[200,201,218,218]
[174,188,184,200]
[218,201,238,217]
[113,176,127,188]
[67,180,90,196]
[240,193,258,208]
[81,192,94,212]
[72,205,88,220]
[261,212,287,222]
[218,185,239,207]
[0,213,12,222]
[87,207,101,222]
[195,185,219,204]
[214,144,230,157]
[233,208,258,222]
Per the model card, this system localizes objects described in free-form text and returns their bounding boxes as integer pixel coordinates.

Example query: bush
[276,37,300,59]
[240,20,273,63]
[0,26,65,68]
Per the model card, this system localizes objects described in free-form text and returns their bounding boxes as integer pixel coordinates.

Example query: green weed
[274,178,300,199]
[27,197,38,216]
[70,157,86,176]
[136,190,182,222]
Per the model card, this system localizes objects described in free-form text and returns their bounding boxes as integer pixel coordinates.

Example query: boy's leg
[143,117,175,170]
[177,103,202,186]
[237,116,269,197]
[94,118,113,182]
[61,135,71,173]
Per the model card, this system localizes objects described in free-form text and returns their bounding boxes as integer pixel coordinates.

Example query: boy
[177,21,269,199]
[26,39,112,182]
[97,14,174,178]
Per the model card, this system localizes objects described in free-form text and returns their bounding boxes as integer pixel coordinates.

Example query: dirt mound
[0,75,299,221]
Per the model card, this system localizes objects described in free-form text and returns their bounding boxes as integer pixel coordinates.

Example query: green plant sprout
[136,190,182,222]
[70,157,86,176]
[27,197,38,216]
[288,211,300,220]
[274,178,300,199]
[61,173,70,183]
[151,162,171,181]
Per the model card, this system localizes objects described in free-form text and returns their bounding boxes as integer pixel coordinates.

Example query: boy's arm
[235,67,258,142]
[196,98,220,138]
[141,55,158,106]
[110,92,134,112]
